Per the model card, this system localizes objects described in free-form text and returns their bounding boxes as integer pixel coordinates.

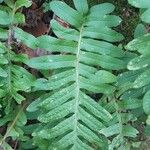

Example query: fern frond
[0,42,35,105]
[99,94,140,149]
[0,0,35,149]
[103,2,150,148]
[126,1,150,116]
[14,0,126,149]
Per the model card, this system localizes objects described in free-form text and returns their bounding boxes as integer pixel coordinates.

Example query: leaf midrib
[74,25,84,144]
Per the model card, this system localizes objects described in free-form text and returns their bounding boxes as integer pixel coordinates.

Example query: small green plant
[0,0,150,149]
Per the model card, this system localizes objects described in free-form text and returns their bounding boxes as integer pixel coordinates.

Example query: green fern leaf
[14,0,127,149]
[143,90,150,114]
[128,0,150,8]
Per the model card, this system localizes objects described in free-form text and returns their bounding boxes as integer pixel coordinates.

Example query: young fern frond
[13,0,127,149]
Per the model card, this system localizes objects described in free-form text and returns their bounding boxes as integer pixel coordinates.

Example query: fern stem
[74,25,84,142]
[0,104,26,145]
[7,29,13,95]
[6,3,16,103]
